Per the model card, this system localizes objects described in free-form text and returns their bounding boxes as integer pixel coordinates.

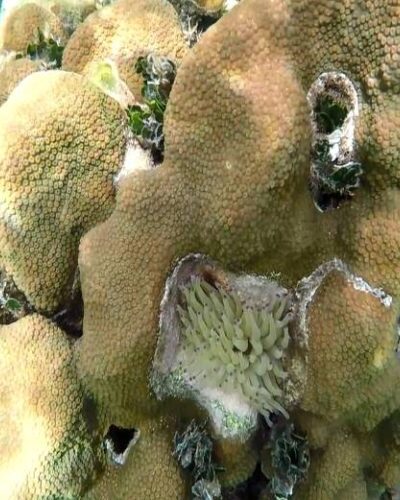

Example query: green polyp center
[176,279,291,419]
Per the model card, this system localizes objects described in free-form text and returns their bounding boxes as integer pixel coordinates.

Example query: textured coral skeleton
[0,0,399,498]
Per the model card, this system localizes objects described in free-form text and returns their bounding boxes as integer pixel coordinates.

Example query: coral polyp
[176,277,291,420]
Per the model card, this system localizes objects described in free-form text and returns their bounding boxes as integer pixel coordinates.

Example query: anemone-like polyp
[152,254,294,438]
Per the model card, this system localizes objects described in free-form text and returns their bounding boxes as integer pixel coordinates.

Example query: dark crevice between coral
[104,425,138,466]
[0,271,32,325]
[168,0,228,47]
[222,464,268,500]
[223,416,309,499]
[15,28,64,69]
[52,284,84,339]
[126,54,177,165]
[307,72,362,212]
[82,395,100,435]
[174,420,223,499]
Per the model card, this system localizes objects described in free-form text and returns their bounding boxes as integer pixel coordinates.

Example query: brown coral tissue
[0,0,399,498]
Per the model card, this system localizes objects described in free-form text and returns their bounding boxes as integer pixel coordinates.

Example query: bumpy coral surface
[77,0,400,496]
[0,55,42,105]
[0,70,126,311]
[0,2,67,52]
[1,0,399,497]
[62,0,187,100]
[85,416,188,499]
[0,314,104,498]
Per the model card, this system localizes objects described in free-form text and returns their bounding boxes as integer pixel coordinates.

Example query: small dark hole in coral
[105,425,137,456]
[198,14,219,32]
[52,286,84,338]
[151,146,164,165]
[312,188,348,212]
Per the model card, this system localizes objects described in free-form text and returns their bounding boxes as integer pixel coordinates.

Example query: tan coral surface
[0,0,399,497]
[77,0,400,495]
[0,314,104,498]
[0,56,42,105]
[0,2,67,52]
[62,0,187,100]
[0,70,127,311]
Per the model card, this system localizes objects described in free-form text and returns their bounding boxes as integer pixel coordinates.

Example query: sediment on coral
[153,255,294,437]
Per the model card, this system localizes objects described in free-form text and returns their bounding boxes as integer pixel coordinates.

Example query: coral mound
[0,54,42,105]
[0,0,399,498]
[0,2,67,52]
[0,314,104,498]
[62,0,187,100]
[0,70,126,311]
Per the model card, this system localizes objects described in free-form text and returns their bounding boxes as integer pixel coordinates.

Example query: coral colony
[0,0,399,499]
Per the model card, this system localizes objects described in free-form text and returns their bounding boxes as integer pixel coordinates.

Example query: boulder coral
[0,54,42,105]
[84,416,188,499]
[0,2,67,52]
[0,314,105,498]
[76,0,400,496]
[0,0,98,38]
[0,0,399,497]
[62,0,188,101]
[0,70,127,311]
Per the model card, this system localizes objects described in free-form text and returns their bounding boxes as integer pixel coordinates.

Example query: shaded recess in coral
[168,0,226,46]
[260,417,309,499]
[104,424,138,466]
[0,271,31,324]
[174,420,222,499]
[51,284,84,339]
[20,27,64,68]
[126,54,176,163]
[222,463,267,500]
[153,254,293,439]
[307,72,362,211]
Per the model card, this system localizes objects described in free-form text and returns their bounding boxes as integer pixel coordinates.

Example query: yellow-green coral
[0,70,127,311]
